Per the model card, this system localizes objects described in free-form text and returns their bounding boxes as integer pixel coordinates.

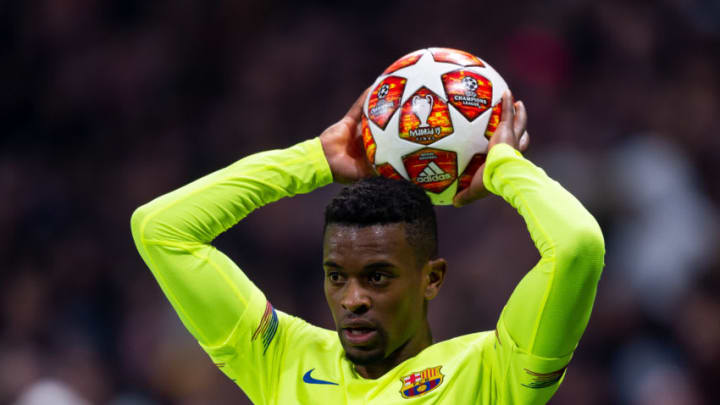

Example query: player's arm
[458,93,605,400]
[130,88,370,345]
[130,137,332,343]
[130,90,371,400]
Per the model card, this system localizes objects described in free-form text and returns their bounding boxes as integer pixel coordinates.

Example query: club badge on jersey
[399,366,445,399]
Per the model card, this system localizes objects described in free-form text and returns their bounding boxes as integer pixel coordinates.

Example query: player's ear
[424,258,447,301]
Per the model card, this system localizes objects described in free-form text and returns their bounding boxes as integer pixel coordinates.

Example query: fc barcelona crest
[399,366,444,399]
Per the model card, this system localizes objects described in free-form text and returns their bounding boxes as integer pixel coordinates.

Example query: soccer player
[131,91,604,404]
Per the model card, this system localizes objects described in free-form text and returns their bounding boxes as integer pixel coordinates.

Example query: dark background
[1,1,719,404]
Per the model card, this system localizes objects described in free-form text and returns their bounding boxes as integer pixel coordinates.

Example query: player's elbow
[557,218,606,277]
[131,201,196,245]
[130,204,149,244]
[130,203,164,244]
[571,219,604,255]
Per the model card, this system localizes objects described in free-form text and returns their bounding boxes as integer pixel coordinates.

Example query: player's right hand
[320,88,376,184]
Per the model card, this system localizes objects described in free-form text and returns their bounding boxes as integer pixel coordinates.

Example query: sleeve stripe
[252,301,279,355]
[521,367,567,389]
[252,301,274,340]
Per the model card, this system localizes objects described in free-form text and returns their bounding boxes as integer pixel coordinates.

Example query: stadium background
[1,1,719,404]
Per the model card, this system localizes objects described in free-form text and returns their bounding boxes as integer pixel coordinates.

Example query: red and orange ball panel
[402,148,457,194]
[442,70,493,121]
[367,76,407,129]
[430,47,485,67]
[398,87,453,145]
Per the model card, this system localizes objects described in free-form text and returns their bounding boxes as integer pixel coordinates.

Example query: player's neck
[355,321,433,379]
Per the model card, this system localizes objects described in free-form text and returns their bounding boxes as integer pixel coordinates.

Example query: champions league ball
[361,48,510,205]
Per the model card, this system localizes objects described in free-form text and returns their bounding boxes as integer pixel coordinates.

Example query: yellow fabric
[131,139,605,404]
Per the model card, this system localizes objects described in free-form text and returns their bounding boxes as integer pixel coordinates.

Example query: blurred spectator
[14,379,91,405]
[615,338,704,405]
[607,134,717,321]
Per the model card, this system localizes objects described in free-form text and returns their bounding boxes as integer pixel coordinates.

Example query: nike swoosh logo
[303,368,339,385]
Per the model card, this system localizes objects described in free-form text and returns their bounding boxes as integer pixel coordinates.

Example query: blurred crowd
[1,0,719,404]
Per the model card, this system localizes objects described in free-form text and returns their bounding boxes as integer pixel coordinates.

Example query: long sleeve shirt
[131,138,605,404]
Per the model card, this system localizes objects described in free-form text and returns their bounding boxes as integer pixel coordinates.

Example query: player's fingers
[512,100,527,139]
[498,90,514,130]
[519,131,530,152]
[453,188,470,207]
[353,135,376,177]
[352,122,365,150]
[453,183,476,207]
[454,184,490,207]
[487,91,516,149]
[453,166,488,207]
[354,115,363,138]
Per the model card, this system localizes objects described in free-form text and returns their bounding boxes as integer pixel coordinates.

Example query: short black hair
[323,177,438,265]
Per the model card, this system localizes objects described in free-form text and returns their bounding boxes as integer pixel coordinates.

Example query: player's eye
[369,272,390,286]
[327,272,343,283]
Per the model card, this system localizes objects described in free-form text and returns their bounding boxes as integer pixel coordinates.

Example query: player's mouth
[341,318,379,346]
[342,327,378,345]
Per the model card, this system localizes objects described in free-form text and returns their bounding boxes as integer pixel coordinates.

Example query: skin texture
[323,223,446,379]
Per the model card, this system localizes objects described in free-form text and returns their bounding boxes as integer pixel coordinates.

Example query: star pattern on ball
[368,110,418,179]
[392,51,461,105]
[431,106,491,174]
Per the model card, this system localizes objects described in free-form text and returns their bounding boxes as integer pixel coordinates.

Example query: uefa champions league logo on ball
[451,75,486,108]
[462,76,478,97]
[378,84,390,99]
[370,84,393,117]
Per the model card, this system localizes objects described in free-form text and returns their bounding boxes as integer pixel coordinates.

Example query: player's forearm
[484,144,605,357]
[130,138,333,346]
[131,138,332,244]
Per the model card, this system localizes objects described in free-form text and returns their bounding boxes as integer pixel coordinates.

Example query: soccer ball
[361,48,509,205]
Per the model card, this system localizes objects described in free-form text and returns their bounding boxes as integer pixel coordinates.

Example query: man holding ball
[131,89,604,404]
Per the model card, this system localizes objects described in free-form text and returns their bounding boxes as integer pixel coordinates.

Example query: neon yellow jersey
[131,139,605,404]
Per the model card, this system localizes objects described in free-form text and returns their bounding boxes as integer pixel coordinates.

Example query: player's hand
[453,91,530,207]
[320,88,375,184]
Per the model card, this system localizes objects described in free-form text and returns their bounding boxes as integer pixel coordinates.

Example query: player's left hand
[453,91,529,207]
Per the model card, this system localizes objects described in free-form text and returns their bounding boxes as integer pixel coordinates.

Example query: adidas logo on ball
[416,162,451,183]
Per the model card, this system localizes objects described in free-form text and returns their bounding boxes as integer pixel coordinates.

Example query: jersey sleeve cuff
[302,137,334,189]
[482,143,526,196]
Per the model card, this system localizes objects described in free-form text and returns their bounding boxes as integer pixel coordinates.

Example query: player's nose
[340,279,371,314]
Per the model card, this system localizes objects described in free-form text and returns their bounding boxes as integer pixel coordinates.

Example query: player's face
[323,223,440,367]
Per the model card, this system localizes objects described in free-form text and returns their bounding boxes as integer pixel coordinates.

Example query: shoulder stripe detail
[252,301,279,354]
